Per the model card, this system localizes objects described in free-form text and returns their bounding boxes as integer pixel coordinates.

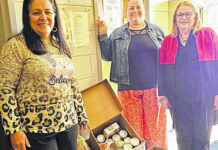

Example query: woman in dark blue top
[97,0,166,149]
[159,1,218,150]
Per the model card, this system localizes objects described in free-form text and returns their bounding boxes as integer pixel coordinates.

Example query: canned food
[105,138,114,147]
[110,140,125,150]
[110,142,120,150]
[117,140,124,147]
[123,143,132,150]
[112,134,121,141]
[124,137,131,144]
[97,134,105,143]
[130,137,140,146]
[119,130,128,138]
[104,122,120,138]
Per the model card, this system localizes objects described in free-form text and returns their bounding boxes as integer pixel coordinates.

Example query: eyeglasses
[176,12,195,19]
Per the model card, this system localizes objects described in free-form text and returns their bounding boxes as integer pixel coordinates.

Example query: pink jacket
[160,27,218,64]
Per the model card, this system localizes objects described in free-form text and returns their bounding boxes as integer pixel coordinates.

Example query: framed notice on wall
[102,0,123,35]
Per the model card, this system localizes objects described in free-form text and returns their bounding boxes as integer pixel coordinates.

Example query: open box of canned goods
[96,122,143,150]
[82,80,146,150]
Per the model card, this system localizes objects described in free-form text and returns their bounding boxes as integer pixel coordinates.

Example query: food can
[124,137,131,144]
[112,134,121,142]
[123,143,133,150]
[97,134,105,143]
[117,140,124,147]
[130,137,140,147]
[119,130,128,138]
[110,142,120,150]
[105,138,114,147]
[103,122,120,138]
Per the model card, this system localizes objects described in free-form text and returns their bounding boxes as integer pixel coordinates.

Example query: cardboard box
[82,80,145,150]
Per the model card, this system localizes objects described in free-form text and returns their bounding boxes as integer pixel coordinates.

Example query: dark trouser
[26,125,78,150]
[0,116,12,150]
[174,100,212,150]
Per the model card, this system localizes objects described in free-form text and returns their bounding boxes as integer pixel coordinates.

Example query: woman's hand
[79,123,88,130]
[97,17,108,35]
[214,95,218,110]
[158,96,171,109]
[79,123,90,140]
[10,130,31,150]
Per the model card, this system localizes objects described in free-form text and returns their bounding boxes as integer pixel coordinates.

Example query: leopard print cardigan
[0,34,88,135]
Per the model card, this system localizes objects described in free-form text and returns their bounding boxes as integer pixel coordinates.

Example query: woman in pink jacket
[158,1,218,150]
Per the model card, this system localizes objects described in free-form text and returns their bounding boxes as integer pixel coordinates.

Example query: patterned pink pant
[118,87,167,149]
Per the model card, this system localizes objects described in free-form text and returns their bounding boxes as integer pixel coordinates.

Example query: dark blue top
[175,32,202,102]
[118,28,158,91]
[98,22,164,84]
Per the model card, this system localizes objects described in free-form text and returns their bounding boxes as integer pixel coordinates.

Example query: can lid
[117,140,125,147]
[112,134,121,141]
[97,134,105,143]
[119,130,128,138]
[124,137,131,144]
[123,143,133,150]
[131,137,140,146]
[110,142,120,150]
[106,139,114,147]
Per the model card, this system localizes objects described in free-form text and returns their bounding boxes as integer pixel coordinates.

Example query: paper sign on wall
[59,8,72,47]
[69,12,89,47]
[103,0,123,35]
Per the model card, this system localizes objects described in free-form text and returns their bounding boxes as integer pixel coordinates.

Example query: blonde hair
[171,1,201,36]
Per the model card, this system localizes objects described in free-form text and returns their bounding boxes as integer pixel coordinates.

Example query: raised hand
[97,17,108,35]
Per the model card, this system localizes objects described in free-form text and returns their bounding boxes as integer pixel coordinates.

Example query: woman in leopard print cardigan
[0,0,88,150]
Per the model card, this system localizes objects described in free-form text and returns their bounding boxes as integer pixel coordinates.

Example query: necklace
[179,34,187,43]
[129,28,146,35]
[129,22,146,30]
